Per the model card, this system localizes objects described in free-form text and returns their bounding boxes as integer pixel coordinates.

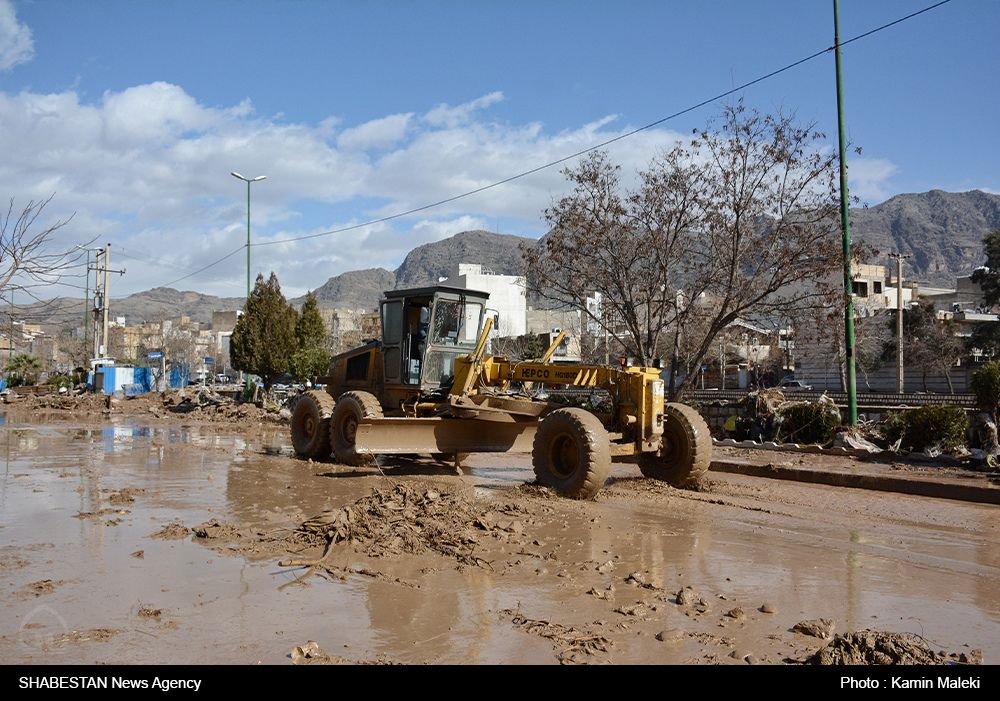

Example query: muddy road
[0,403,997,665]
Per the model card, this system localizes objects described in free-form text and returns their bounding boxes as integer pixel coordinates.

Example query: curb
[709,458,1000,505]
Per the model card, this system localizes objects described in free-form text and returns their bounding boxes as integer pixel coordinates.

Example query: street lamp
[232,172,265,399]
[231,172,266,299]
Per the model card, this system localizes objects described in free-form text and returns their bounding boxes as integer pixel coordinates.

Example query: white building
[439,264,527,337]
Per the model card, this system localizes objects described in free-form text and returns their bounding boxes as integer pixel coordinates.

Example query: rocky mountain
[289,229,536,312]
[850,189,1000,287]
[392,229,534,289]
[16,287,245,333]
[15,190,1000,332]
[303,268,396,312]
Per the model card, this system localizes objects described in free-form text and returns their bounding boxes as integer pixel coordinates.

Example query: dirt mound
[806,630,982,665]
[147,523,190,540]
[191,519,252,541]
[294,483,522,563]
[5,389,288,427]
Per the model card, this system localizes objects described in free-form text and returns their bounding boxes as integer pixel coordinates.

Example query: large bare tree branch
[524,100,856,400]
[0,195,85,305]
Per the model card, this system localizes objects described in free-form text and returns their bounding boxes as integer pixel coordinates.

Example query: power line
[115,246,243,290]
[156,245,246,290]
[252,0,951,249]
[140,0,953,284]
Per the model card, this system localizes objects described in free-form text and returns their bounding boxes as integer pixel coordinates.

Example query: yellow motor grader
[290,285,711,499]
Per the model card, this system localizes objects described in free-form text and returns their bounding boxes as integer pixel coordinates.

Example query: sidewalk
[710,443,1000,505]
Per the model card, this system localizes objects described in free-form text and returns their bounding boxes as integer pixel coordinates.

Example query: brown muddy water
[1,411,998,665]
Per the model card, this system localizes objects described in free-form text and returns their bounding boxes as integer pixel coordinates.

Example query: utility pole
[834,0,857,425]
[92,245,125,360]
[102,244,109,359]
[889,253,911,394]
[93,248,103,359]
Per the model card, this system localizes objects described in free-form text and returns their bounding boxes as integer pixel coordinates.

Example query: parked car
[776,378,813,391]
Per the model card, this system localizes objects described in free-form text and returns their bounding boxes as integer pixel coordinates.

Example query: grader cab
[290,285,710,499]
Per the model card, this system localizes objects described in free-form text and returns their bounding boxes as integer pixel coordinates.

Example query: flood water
[1,412,998,665]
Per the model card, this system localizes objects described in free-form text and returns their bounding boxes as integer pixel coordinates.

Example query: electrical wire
[252,0,953,249]
[98,0,953,288]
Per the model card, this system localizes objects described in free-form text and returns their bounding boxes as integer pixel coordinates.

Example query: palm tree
[6,353,44,386]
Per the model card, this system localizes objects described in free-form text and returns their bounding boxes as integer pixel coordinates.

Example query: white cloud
[423,91,504,128]
[337,112,413,151]
[2,79,851,300]
[0,0,32,72]
[846,157,899,204]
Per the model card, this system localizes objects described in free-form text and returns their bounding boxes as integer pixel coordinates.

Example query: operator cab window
[429,299,483,346]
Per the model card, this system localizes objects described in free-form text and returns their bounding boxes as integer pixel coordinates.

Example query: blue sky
[0,0,997,302]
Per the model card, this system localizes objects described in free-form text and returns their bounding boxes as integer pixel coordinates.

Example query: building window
[851,281,869,297]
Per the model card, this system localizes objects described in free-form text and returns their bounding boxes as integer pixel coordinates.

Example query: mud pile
[4,388,288,426]
[805,630,983,665]
[294,483,524,563]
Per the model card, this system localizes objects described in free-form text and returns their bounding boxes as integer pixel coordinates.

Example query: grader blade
[354,417,540,455]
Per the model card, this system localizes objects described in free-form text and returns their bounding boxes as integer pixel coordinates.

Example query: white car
[776,379,813,391]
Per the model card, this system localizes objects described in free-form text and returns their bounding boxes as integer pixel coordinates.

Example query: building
[439,264,526,337]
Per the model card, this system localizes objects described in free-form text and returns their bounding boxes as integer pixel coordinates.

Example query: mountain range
[15,190,1000,332]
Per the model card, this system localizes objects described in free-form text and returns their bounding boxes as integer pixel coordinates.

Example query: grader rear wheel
[638,403,711,488]
[290,390,336,458]
[330,391,383,466]
[532,408,610,500]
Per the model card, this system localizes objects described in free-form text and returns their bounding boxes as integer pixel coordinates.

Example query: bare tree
[1,196,81,304]
[882,296,963,393]
[524,100,848,400]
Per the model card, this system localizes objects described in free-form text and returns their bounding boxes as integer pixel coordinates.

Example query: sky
[0,0,997,305]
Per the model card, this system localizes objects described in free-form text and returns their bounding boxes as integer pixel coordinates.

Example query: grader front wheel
[638,403,712,488]
[330,391,383,466]
[532,408,611,500]
[290,390,336,458]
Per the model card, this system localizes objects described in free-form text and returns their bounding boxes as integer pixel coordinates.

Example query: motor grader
[290,284,711,499]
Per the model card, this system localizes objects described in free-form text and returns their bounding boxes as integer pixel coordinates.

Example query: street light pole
[231,173,266,299]
[889,252,912,394]
[231,172,266,398]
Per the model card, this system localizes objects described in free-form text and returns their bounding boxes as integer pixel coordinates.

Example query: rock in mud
[291,641,349,665]
[793,618,836,640]
[626,571,647,586]
[656,629,686,643]
[675,586,699,605]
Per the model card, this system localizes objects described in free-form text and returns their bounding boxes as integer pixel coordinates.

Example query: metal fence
[684,389,977,409]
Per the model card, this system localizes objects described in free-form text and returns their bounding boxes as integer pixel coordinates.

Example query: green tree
[230,272,297,390]
[882,296,962,392]
[966,228,1000,357]
[5,352,43,386]
[970,359,1000,424]
[290,291,330,380]
[970,227,1000,306]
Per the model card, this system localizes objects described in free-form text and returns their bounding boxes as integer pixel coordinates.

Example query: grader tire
[290,390,336,458]
[638,403,712,488]
[532,408,611,500]
[330,391,383,466]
